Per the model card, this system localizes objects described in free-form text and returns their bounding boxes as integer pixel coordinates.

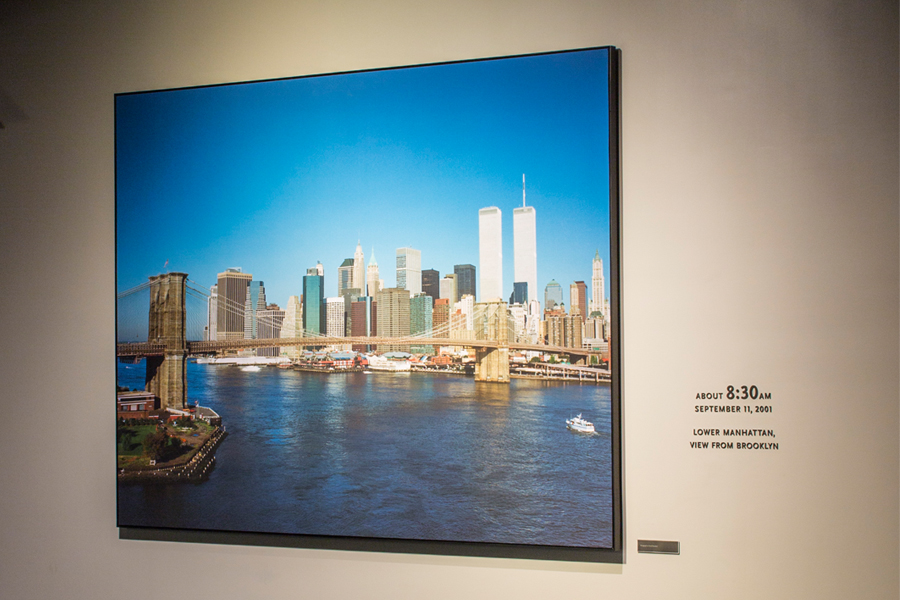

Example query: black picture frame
[116,46,622,563]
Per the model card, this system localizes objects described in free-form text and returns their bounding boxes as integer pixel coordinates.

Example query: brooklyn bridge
[117,273,606,410]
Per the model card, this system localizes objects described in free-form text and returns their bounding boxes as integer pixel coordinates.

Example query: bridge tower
[145,272,188,409]
[474,300,510,383]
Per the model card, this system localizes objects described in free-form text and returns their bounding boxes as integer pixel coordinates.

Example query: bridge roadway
[117,336,604,359]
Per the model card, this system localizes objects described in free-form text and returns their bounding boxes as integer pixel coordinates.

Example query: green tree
[142,430,169,461]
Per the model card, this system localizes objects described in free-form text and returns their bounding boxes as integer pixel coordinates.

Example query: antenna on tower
[522,174,526,207]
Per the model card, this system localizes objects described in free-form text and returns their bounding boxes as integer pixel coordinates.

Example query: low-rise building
[117,391,159,420]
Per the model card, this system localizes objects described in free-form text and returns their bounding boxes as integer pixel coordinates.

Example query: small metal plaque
[637,540,680,555]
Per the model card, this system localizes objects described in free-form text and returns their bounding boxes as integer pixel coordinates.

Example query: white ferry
[566,413,595,434]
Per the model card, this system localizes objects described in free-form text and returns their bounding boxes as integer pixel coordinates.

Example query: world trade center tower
[478,206,502,301]
[513,175,537,306]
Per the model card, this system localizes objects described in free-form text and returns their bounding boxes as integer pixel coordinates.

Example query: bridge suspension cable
[116,280,153,300]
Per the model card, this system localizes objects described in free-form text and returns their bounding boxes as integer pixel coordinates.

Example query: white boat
[566,413,595,434]
[366,355,411,372]
[240,365,261,372]
[200,356,289,366]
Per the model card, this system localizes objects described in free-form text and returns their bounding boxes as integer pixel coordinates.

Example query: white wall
[0,1,896,598]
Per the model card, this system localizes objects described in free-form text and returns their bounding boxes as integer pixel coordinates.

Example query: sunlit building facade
[396,247,422,295]
[513,204,537,309]
[216,268,252,341]
[478,206,502,301]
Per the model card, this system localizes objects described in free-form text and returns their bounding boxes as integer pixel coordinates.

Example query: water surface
[117,361,613,548]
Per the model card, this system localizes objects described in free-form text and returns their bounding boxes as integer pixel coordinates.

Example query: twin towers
[478,175,536,305]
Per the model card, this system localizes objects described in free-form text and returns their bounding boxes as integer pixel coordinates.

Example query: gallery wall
[0,1,896,598]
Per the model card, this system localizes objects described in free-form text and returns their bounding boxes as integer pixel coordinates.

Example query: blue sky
[116,48,612,312]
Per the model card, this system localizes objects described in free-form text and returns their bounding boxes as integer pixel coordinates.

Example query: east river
[117,360,613,549]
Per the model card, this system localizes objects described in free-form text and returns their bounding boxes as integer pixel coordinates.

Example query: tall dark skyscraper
[454,264,476,301]
[422,269,440,300]
[510,282,528,305]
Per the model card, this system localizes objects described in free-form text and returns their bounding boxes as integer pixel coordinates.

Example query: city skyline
[116,49,612,313]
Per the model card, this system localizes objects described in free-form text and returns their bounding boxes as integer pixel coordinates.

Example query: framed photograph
[116,46,622,562]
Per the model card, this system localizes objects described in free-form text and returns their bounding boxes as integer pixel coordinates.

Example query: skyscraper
[546,313,582,349]
[338,258,354,295]
[564,314,583,349]
[570,280,587,322]
[206,284,218,342]
[440,273,458,304]
[590,250,605,317]
[510,282,528,305]
[350,298,371,339]
[478,206,502,301]
[454,294,475,332]
[257,303,284,356]
[352,242,365,293]
[280,295,302,359]
[216,268,252,341]
[396,247,422,295]
[432,298,450,338]
[544,279,563,310]
[410,293,434,354]
[302,267,325,336]
[454,264,476,300]
[366,248,381,298]
[547,315,565,347]
[376,287,410,352]
[513,175,537,309]
[341,287,362,340]
[325,297,345,337]
[526,299,541,344]
[350,296,373,352]
[422,269,440,300]
[509,303,526,342]
[244,280,265,339]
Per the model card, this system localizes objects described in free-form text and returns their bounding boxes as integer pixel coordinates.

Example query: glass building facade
[544,279,563,310]
[422,269,440,300]
[453,264,476,301]
[302,272,325,335]
[510,281,528,305]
